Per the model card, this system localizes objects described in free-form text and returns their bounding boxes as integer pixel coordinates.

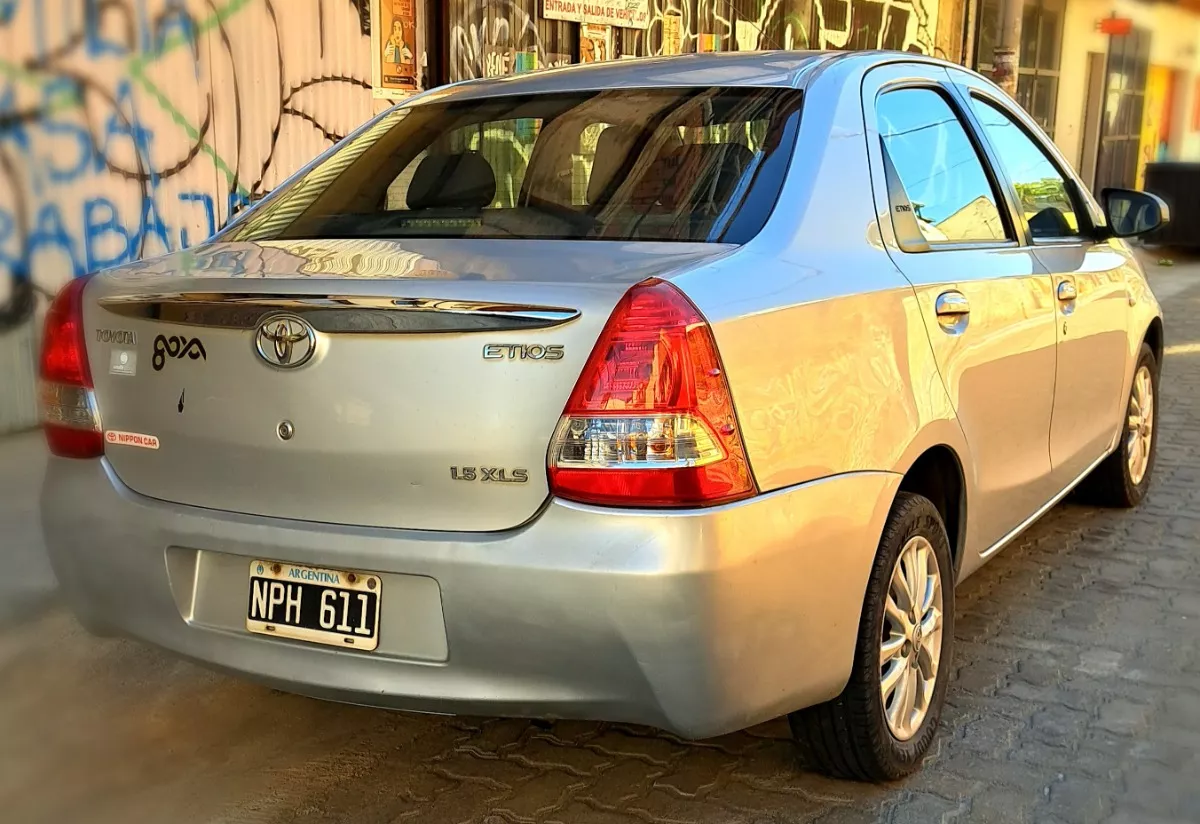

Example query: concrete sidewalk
[0,430,54,624]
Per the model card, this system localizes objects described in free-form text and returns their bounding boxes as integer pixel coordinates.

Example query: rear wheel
[790,492,954,781]
[1078,342,1159,508]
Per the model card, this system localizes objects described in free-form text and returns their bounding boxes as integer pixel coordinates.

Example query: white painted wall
[1054,0,1200,171]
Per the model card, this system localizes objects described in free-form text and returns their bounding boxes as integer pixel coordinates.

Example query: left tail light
[39,276,103,458]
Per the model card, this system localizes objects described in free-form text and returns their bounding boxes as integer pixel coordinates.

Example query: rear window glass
[225,88,802,244]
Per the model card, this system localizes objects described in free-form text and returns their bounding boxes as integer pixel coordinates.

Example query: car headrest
[631,142,755,210]
[588,126,642,204]
[407,152,497,210]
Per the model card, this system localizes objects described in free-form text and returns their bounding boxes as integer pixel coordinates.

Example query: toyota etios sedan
[40,52,1166,780]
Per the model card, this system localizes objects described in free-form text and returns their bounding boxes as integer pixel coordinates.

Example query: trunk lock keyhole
[277,421,295,441]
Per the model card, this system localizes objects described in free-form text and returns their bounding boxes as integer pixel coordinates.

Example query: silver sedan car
[39,51,1166,780]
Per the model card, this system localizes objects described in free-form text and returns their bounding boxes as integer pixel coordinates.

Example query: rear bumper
[41,458,898,738]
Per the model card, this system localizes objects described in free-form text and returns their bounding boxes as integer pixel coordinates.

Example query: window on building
[974,0,1065,136]
[877,88,1009,244]
[970,96,1079,238]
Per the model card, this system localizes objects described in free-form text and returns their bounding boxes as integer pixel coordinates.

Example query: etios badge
[255,315,316,369]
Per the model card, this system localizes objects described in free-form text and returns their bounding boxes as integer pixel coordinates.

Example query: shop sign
[544,0,651,30]
[372,0,419,98]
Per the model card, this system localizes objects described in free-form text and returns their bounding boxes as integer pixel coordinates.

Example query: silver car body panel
[43,52,1163,731]
[85,240,734,531]
[43,455,898,738]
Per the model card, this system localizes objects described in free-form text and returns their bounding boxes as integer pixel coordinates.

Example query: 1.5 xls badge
[152,335,207,372]
[450,466,529,483]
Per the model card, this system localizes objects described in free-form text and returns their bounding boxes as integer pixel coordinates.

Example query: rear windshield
[224,87,802,244]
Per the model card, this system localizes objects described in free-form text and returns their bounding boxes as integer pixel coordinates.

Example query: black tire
[1077,342,1159,509]
[790,492,954,781]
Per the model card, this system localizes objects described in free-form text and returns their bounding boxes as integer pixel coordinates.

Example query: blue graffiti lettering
[138,195,172,258]
[0,208,19,280]
[178,192,216,247]
[98,79,156,185]
[85,0,138,58]
[83,197,132,272]
[154,3,197,64]
[0,82,32,153]
[41,81,93,184]
[227,189,251,218]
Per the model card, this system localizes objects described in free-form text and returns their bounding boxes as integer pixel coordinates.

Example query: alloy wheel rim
[1126,365,1154,486]
[880,535,943,741]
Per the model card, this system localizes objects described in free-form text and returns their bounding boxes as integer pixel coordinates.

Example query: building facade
[973,0,1200,191]
[431,0,968,83]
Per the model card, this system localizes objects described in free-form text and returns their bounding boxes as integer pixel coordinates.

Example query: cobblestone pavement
[2,259,1199,824]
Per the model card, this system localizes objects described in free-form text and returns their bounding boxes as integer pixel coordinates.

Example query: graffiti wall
[0,0,378,431]
[448,0,964,81]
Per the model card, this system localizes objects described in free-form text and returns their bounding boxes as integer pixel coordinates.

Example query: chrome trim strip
[96,293,581,333]
[978,448,1114,560]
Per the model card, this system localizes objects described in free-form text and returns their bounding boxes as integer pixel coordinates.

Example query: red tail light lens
[548,278,757,507]
[39,276,103,459]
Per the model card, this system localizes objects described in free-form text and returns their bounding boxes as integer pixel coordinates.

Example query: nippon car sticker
[104,430,160,450]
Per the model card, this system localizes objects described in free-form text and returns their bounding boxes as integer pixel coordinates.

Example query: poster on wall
[661,11,682,55]
[371,0,418,99]
[581,24,613,63]
[543,0,650,30]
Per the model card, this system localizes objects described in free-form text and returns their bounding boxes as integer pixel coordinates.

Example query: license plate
[246,560,381,651]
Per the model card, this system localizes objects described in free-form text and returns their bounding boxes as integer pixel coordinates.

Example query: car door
[955,72,1131,485]
[862,63,1060,554]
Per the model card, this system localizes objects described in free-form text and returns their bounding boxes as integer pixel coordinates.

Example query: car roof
[424,51,829,102]
[421,50,970,104]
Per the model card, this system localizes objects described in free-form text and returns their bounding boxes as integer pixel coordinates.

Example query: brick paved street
[2,258,1199,824]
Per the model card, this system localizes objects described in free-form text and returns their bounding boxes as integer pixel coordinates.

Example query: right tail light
[547,278,757,507]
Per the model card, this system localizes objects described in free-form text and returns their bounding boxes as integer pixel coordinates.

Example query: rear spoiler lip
[96,293,582,334]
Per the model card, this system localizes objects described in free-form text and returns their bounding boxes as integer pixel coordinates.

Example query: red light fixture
[1097,17,1133,36]
[548,278,757,507]
[39,276,104,458]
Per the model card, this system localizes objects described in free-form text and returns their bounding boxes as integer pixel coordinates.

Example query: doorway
[1093,26,1152,192]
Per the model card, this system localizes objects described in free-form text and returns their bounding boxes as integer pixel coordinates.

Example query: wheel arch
[1144,316,1164,366]
[895,444,967,576]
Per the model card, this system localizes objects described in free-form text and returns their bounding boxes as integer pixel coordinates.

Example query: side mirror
[1101,188,1170,238]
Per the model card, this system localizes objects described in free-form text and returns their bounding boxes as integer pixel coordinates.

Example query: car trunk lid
[84,238,734,531]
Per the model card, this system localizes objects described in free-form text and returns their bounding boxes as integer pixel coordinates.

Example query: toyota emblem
[255,315,316,369]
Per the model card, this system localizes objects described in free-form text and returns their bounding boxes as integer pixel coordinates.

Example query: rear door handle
[1057,280,1077,302]
[935,291,970,317]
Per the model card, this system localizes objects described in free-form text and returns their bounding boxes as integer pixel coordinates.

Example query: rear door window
[225,88,802,245]
[877,87,1010,244]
